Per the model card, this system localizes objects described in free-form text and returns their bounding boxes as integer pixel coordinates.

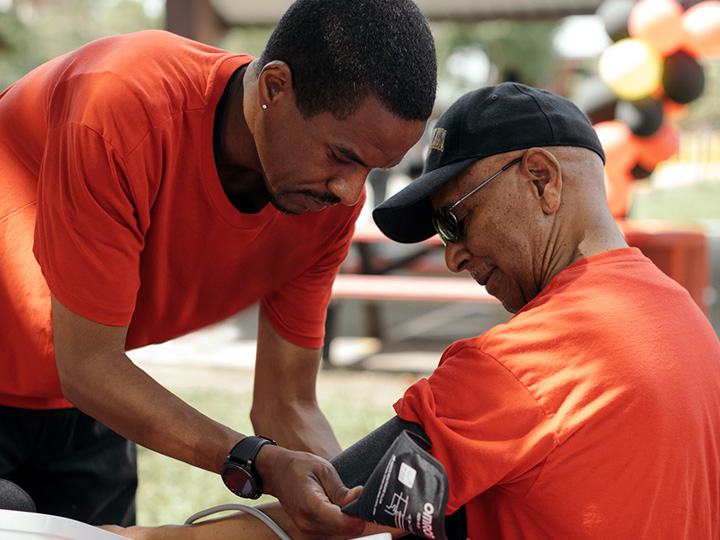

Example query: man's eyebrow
[336,146,369,168]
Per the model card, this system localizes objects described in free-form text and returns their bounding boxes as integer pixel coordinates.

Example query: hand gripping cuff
[341,430,465,540]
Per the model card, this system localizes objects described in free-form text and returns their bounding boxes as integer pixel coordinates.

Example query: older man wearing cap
[372,82,720,538]
[92,83,720,540]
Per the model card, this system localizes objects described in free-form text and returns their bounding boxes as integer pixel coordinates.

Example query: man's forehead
[429,173,464,208]
[329,106,426,169]
[430,158,487,205]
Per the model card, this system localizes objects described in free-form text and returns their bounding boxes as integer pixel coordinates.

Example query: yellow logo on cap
[429,127,447,152]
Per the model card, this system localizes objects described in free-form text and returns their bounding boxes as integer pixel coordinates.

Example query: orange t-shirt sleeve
[260,192,365,349]
[34,121,144,326]
[393,340,558,514]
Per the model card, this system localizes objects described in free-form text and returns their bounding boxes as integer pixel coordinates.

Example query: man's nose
[327,169,370,206]
[444,240,470,273]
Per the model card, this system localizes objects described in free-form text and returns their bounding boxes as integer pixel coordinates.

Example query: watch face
[222,464,257,498]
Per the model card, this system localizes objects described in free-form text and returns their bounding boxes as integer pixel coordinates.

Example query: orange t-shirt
[0,30,363,409]
[395,248,720,539]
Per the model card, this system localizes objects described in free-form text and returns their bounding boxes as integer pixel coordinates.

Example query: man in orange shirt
[373,84,720,539]
[104,83,719,539]
[0,0,436,534]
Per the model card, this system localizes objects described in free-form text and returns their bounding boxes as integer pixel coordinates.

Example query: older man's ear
[522,148,562,215]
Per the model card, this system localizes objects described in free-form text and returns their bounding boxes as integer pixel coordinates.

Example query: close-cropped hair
[259,0,437,121]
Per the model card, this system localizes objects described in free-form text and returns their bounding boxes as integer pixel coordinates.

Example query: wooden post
[165,0,227,45]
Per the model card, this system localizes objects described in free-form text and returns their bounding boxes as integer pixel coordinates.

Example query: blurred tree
[0,0,162,91]
[0,4,567,119]
[210,18,559,115]
[219,26,272,59]
[431,19,559,109]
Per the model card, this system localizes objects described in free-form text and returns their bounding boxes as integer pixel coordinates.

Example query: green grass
[136,387,255,526]
[136,373,408,526]
[629,181,720,227]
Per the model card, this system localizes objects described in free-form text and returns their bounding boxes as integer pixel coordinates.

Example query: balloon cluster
[574,0,720,217]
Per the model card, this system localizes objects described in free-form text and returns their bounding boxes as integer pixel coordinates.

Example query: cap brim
[372,157,478,244]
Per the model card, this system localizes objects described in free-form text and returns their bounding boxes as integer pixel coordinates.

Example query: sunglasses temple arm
[449,157,522,211]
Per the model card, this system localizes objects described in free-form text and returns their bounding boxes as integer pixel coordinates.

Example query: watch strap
[226,436,277,491]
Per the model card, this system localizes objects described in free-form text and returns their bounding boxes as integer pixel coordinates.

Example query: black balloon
[631,163,655,179]
[572,77,618,125]
[677,0,702,10]
[596,0,636,41]
[663,50,706,104]
[615,97,664,137]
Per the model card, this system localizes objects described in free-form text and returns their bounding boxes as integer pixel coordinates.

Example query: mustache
[269,189,343,216]
[297,189,342,205]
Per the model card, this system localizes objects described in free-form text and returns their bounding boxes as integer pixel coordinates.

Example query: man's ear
[522,148,562,215]
[257,60,294,108]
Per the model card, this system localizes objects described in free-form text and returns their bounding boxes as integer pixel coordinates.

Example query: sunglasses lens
[432,208,457,246]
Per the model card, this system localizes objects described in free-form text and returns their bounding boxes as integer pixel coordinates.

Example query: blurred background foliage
[0,0,561,103]
[0,0,162,90]
[2,0,716,128]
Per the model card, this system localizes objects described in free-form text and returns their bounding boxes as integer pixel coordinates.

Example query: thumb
[319,468,360,507]
[338,485,363,507]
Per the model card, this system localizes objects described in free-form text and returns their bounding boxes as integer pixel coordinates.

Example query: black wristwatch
[221,436,277,499]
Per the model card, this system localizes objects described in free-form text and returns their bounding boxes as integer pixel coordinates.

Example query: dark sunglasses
[431,157,522,246]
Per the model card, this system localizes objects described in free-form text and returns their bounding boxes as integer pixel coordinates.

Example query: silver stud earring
[261,104,268,110]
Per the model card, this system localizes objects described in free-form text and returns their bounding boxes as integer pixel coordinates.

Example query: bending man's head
[258,0,437,121]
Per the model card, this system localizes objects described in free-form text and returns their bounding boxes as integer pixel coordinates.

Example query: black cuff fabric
[340,429,466,540]
[330,416,429,488]
[330,416,467,540]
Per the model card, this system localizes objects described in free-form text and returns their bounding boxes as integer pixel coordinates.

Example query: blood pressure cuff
[340,428,462,540]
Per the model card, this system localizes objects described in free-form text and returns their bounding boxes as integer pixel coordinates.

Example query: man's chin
[270,197,306,216]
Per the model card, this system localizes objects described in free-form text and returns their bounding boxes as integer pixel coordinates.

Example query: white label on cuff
[398,462,417,489]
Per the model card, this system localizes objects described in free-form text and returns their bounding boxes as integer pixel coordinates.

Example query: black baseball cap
[372,82,606,244]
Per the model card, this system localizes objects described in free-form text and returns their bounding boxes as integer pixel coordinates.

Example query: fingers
[341,485,364,506]
[317,465,363,507]
[255,446,366,540]
[291,488,365,540]
[309,474,365,538]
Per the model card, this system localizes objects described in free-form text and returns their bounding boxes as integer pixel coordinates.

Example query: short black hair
[259,0,437,121]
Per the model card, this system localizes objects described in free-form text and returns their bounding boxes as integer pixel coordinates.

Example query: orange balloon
[662,98,688,120]
[635,121,680,169]
[651,82,666,100]
[629,0,686,56]
[604,169,634,218]
[683,1,720,58]
[594,120,641,176]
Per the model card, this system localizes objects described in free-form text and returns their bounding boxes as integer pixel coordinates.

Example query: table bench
[322,224,500,366]
[322,220,710,368]
[331,274,496,303]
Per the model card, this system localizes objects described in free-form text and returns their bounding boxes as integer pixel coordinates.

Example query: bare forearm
[104,502,401,540]
[252,399,342,459]
[53,297,365,540]
[61,351,241,473]
[52,295,243,472]
[103,503,299,540]
[253,308,341,459]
